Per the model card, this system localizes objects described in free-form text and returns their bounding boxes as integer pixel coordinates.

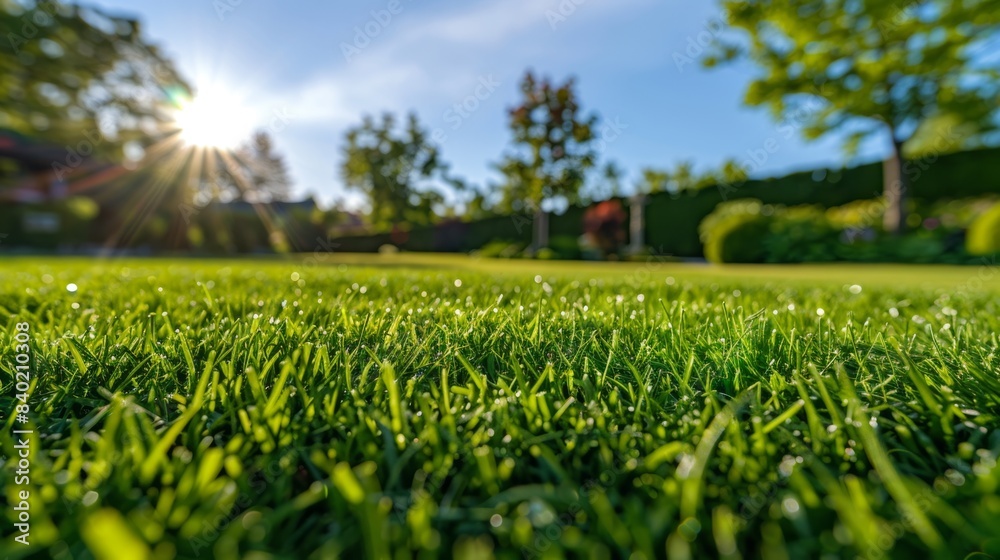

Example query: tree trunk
[628,194,646,254]
[533,207,549,251]
[882,138,909,235]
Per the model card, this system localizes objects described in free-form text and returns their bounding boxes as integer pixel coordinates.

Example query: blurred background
[1,0,998,263]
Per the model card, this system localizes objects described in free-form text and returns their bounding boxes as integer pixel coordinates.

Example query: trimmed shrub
[548,235,582,260]
[825,198,884,231]
[763,205,840,263]
[966,202,1000,256]
[535,248,557,260]
[475,240,525,259]
[699,200,772,264]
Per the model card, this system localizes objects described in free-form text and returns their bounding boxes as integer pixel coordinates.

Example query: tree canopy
[704,0,1000,232]
[495,72,599,211]
[340,112,454,228]
[495,71,599,248]
[1,0,188,161]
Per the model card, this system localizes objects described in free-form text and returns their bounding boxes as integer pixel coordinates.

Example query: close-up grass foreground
[1,255,999,559]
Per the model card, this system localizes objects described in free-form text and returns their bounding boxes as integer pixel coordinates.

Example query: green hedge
[329,146,1000,258]
[967,202,1000,256]
[0,196,99,250]
[699,196,989,264]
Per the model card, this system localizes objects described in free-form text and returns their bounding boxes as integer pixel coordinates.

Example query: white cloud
[264,0,648,129]
[403,0,552,45]
[247,0,650,201]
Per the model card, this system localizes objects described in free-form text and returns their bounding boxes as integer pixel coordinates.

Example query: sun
[173,86,255,149]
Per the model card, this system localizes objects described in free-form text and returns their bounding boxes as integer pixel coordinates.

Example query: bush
[535,247,557,260]
[0,196,100,250]
[699,200,772,264]
[887,232,948,262]
[475,240,524,259]
[548,235,582,260]
[582,200,626,257]
[825,198,883,230]
[927,196,998,230]
[763,205,840,263]
[966,202,1000,256]
[699,196,993,264]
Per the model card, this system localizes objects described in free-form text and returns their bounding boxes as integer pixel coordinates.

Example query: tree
[495,71,599,250]
[1,0,188,161]
[340,113,454,229]
[636,161,702,195]
[234,131,292,202]
[191,131,292,206]
[703,0,1000,233]
[715,157,750,192]
[636,168,670,194]
[670,160,698,192]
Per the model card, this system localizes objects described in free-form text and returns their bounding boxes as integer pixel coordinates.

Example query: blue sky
[91,0,885,208]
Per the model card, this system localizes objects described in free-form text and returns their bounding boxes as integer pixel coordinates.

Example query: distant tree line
[3,0,998,253]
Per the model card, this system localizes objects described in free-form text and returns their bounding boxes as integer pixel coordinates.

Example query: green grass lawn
[1,255,998,559]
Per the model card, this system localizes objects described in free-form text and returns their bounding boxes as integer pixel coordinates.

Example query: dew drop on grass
[782,497,801,516]
[82,491,99,506]
[66,283,78,292]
